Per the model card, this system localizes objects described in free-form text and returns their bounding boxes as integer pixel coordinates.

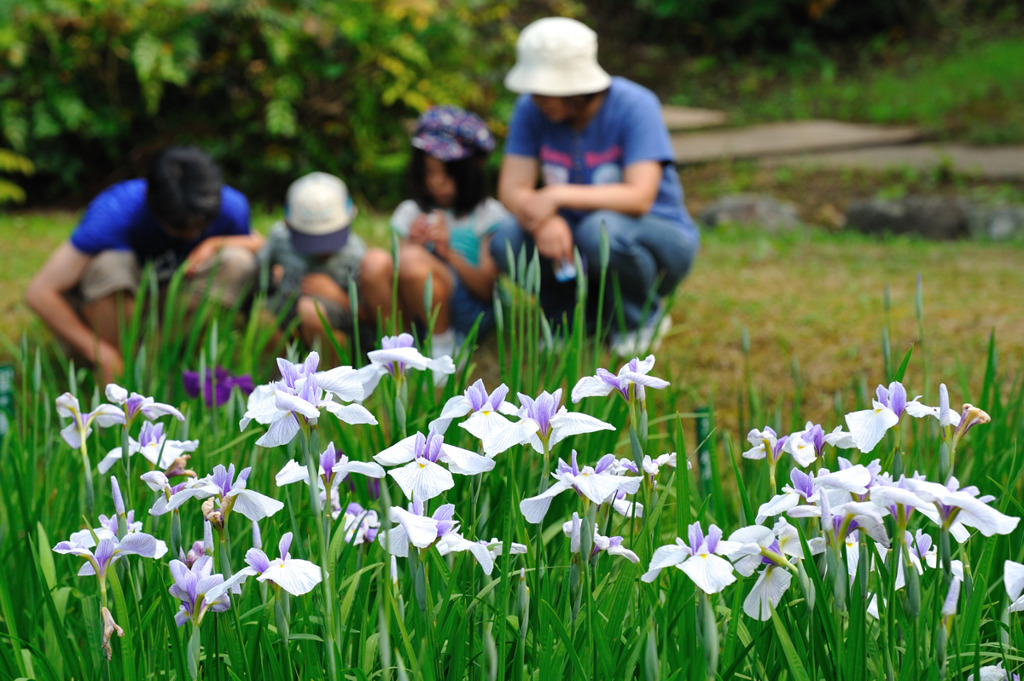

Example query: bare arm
[497,154,541,230]
[25,242,120,374]
[184,233,266,275]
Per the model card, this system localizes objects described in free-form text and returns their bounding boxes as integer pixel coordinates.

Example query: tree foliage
[0,0,531,207]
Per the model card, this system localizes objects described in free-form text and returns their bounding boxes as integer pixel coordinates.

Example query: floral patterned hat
[411,106,496,162]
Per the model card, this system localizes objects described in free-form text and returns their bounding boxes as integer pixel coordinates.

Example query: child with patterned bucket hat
[391,106,512,359]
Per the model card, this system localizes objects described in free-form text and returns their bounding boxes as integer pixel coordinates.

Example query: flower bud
[100,606,124,661]
[517,569,530,642]
[202,498,224,530]
[164,455,196,479]
[110,476,125,516]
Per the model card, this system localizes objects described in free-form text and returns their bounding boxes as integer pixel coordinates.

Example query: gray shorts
[78,247,258,306]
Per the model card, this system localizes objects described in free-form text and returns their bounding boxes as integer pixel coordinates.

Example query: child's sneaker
[610,311,672,358]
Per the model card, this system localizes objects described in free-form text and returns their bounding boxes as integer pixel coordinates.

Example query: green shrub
[0,0,528,208]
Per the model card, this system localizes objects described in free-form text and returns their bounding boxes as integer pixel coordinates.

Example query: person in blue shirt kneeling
[26,146,264,383]
[492,17,700,355]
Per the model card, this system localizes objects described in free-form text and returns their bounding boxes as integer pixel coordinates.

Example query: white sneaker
[430,329,457,386]
[430,328,456,360]
[610,314,672,358]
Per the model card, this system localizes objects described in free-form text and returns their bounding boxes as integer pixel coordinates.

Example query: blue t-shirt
[505,77,693,228]
[70,179,251,269]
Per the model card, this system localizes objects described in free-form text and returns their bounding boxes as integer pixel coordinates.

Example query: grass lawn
[4,192,1023,440]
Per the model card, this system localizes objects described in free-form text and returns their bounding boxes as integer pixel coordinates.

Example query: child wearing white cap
[259,172,395,353]
[492,17,700,355]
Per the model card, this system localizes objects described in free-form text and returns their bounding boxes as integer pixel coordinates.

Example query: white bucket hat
[284,172,356,255]
[504,17,612,97]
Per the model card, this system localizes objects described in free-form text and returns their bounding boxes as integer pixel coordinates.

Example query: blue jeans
[489,210,699,330]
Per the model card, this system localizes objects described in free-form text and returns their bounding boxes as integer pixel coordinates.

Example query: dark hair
[408,148,488,218]
[146,146,223,233]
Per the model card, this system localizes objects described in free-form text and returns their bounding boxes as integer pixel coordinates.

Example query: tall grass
[1,256,1022,681]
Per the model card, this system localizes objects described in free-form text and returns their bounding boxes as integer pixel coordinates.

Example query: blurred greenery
[1,0,1023,211]
[0,0,535,208]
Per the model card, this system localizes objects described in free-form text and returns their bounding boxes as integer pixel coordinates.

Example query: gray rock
[698,194,801,233]
[844,196,970,239]
[966,205,1024,241]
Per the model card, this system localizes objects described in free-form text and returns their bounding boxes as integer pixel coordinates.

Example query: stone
[672,120,922,164]
[698,194,801,233]
[661,105,729,131]
[966,205,1024,241]
[844,196,970,239]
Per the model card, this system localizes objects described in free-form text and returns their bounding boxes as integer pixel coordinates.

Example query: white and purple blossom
[844,381,934,453]
[53,531,161,580]
[374,429,494,502]
[562,512,639,563]
[483,389,614,457]
[728,518,824,621]
[436,533,527,575]
[276,442,385,493]
[570,355,669,405]
[643,522,755,593]
[105,383,185,424]
[905,475,1020,538]
[69,509,169,560]
[1006,560,1024,613]
[164,463,284,524]
[520,451,642,524]
[356,333,455,396]
[341,503,380,545]
[430,380,518,441]
[98,421,199,474]
[240,352,376,448]
[904,383,962,430]
[168,555,231,627]
[55,392,124,449]
[207,532,322,599]
[379,500,459,557]
[967,663,1021,681]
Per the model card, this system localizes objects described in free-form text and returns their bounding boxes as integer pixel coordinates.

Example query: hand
[533,216,573,263]
[519,187,561,232]
[408,215,431,246]
[184,238,221,276]
[424,211,451,259]
[95,342,124,386]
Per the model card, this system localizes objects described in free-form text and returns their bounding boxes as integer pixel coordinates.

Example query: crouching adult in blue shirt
[491,17,700,355]
[26,146,264,383]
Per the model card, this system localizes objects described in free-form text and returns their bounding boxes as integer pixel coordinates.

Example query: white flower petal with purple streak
[743,566,793,621]
[679,553,736,594]
[388,460,454,502]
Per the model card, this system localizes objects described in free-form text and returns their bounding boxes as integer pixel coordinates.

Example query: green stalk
[302,425,337,680]
[79,441,95,517]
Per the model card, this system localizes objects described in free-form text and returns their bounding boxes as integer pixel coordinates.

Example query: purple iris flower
[876,382,908,418]
[519,390,560,441]
[105,384,184,424]
[571,355,669,405]
[169,555,231,627]
[183,367,255,407]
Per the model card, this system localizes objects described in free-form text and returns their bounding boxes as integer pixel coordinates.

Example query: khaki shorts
[78,247,258,307]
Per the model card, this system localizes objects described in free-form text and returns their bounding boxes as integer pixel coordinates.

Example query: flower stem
[80,444,95,517]
[302,426,337,680]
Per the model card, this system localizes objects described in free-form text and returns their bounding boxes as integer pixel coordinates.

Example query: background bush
[0,0,530,208]
[2,0,1018,210]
